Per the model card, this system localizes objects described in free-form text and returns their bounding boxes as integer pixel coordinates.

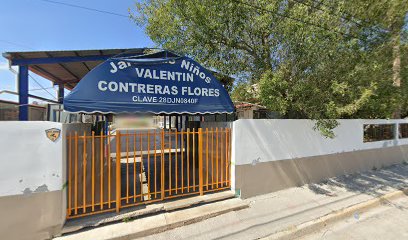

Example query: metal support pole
[18,65,29,121]
[58,84,64,104]
[163,115,167,129]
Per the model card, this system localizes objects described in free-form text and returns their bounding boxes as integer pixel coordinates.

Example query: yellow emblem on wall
[45,128,61,142]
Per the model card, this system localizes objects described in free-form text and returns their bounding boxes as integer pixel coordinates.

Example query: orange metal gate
[66,127,231,219]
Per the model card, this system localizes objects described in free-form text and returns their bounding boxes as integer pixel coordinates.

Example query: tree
[230,81,258,103]
[131,0,408,135]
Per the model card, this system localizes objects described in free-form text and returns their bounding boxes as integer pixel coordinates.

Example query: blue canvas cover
[63,53,234,114]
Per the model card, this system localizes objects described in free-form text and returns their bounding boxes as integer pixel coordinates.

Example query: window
[253,110,265,119]
[399,123,408,139]
[363,124,394,142]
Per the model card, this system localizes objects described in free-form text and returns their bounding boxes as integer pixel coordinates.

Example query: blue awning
[63,52,234,114]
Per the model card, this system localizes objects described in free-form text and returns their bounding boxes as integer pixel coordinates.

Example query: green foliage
[314,119,339,139]
[231,81,257,102]
[122,217,133,223]
[401,41,408,117]
[131,0,408,134]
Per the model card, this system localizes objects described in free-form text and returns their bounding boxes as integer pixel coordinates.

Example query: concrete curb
[62,191,236,235]
[111,199,249,240]
[263,187,408,240]
[57,197,248,240]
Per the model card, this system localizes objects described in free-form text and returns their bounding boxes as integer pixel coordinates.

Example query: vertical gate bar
[181,129,184,193]
[126,132,129,203]
[68,133,72,216]
[222,129,225,186]
[211,128,214,188]
[187,128,190,192]
[193,129,196,191]
[220,129,223,187]
[161,129,165,199]
[198,128,203,196]
[223,129,226,187]
[133,134,136,202]
[229,128,231,185]
[175,129,178,194]
[206,128,209,190]
[147,130,151,199]
[74,132,78,215]
[115,131,121,213]
[168,129,171,195]
[100,130,104,210]
[91,131,95,211]
[108,132,111,208]
[228,129,231,186]
[82,131,87,213]
[154,130,157,198]
[225,129,228,185]
[139,133,143,201]
[226,129,229,186]
[216,128,219,189]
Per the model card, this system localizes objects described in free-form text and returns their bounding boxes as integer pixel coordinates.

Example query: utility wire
[8,66,57,100]
[28,74,57,100]
[3,42,56,99]
[293,0,384,36]
[312,0,373,27]
[291,0,365,28]
[233,0,364,41]
[29,86,55,91]
[38,0,129,18]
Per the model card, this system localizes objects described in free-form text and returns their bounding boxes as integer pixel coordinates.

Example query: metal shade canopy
[3,48,150,90]
[63,51,234,114]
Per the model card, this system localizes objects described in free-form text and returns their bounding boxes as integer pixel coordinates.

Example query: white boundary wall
[0,121,63,196]
[0,121,65,240]
[233,119,408,166]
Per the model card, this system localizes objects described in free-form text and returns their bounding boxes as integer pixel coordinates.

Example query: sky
[0,0,154,103]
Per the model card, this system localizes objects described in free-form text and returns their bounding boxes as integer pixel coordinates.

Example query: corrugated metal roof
[2,48,234,91]
[2,48,149,90]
